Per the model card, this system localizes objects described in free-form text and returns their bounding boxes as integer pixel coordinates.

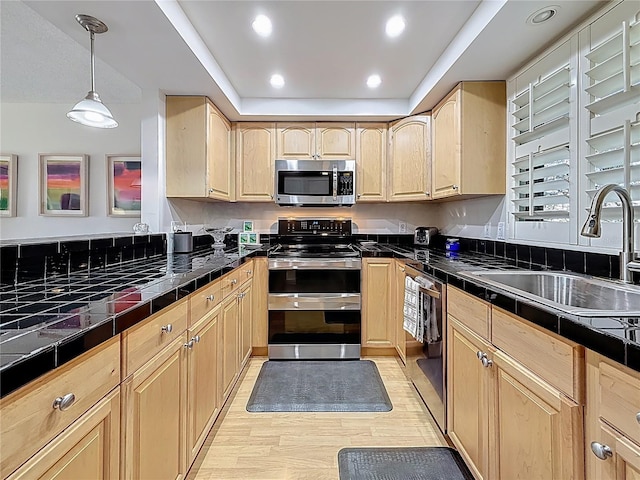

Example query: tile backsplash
[1,234,166,285]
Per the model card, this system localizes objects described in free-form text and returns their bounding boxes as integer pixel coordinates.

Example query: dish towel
[415,276,439,344]
[403,276,421,340]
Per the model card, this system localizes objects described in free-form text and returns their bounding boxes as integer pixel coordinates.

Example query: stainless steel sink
[460,270,640,316]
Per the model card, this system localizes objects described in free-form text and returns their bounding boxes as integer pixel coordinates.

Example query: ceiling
[2,0,610,121]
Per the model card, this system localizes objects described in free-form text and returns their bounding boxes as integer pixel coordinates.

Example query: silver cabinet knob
[161,324,173,334]
[452,185,458,190]
[206,294,215,301]
[208,188,214,193]
[636,412,640,425]
[477,351,486,360]
[53,393,76,411]
[425,192,431,196]
[270,194,274,199]
[246,270,252,276]
[481,356,493,368]
[357,194,362,198]
[191,335,200,344]
[231,279,237,285]
[184,340,194,349]
[591,442,613,460]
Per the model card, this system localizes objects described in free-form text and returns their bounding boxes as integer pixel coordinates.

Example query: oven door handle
[268,258,361,270]
[268,293,361,311]
[332,165,338,200]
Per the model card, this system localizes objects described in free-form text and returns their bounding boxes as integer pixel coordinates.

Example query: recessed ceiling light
[367,74,382,89]
[270,74,285,88]
[385,15,405,38]
[252,14,272,37]
[526,6,559,25]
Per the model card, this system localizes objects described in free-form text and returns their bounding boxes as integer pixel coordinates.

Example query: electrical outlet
[484,223,491,238]
[496,221,506,240]
[399,222,407,234]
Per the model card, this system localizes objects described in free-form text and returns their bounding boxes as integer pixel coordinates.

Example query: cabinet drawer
[447,286,490,340]
[238,260,254,284]
[220,270,241,299]
[190,279,222,326]
[492,308,584,403]
[122,299,188,377]
[598,359,640,446]
[0,337,120,479]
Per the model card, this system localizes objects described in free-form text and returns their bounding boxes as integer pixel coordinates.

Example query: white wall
[436,196,506,240]
[167,199,440,236]
[0,102,142,240]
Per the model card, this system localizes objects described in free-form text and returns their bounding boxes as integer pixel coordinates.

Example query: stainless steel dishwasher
[404,264,446,434]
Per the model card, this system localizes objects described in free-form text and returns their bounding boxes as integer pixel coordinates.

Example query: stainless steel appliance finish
[274,159,356,206]
[404,264,447,434]
[268,218,361,360]
[172,231,193,253]
[414,227,439,246]
[461,270,640,316]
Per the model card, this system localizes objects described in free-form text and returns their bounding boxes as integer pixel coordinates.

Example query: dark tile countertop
[0,244,267,398]
[359,243,640,373]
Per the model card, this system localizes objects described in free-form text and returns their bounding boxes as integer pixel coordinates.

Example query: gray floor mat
[246,360,392,412]
[338,447,474,480]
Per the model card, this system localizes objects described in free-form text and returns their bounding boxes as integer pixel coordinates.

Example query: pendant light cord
[90,31,96,92]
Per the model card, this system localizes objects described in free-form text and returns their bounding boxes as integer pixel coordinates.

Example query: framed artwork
[243,220,254,232]
[107,155,141,217]
[0,154,17,217]
[39,154,88,216]
[239,232,260,245]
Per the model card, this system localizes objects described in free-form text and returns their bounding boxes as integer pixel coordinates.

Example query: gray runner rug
[338,447,474,480]
[246,360,392,412]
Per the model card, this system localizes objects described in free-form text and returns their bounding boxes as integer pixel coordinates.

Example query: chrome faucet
[581,184,640,283]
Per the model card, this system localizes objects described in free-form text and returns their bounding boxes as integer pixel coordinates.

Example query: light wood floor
[187,356,447,480]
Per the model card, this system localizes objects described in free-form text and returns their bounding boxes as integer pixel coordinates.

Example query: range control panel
[277,218,352,236]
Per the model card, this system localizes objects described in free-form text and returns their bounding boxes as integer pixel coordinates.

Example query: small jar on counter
[445,238,460,252]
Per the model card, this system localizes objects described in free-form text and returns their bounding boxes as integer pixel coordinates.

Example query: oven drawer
[269,269,360,294]
[268,293,361,310]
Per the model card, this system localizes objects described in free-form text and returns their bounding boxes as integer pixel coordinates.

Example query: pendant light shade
[67,14,118,129]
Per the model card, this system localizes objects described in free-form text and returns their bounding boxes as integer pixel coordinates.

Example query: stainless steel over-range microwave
[274,159,356,206]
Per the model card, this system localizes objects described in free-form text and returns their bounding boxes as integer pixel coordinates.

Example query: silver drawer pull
[231,279,237,285]
[477,351,486,360]
[184,340,194,349]
[161,324,173,334]
[481,356,493,368]
[636,412,640,425]
[53,393,76,411]
[206,294,215,301]
[246,270,252,275]
[191,335,201,344]
[591,442,613,460]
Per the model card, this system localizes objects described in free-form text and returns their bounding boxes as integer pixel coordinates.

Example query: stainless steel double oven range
[267,218,361,359]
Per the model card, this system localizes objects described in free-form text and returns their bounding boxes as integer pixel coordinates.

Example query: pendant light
[67,14,118,128]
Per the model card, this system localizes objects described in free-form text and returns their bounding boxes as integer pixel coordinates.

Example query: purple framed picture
[0,154,17,217]
[39,154,88,216]
[107,155,141,217]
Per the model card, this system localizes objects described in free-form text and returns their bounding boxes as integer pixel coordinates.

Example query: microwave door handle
[332,165,338,200]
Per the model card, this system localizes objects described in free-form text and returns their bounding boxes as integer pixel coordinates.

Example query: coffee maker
[414,227,438,246]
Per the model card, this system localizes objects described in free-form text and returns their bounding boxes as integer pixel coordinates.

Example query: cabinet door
[276,123,316,159]
[316,122,356,159]
[122,335,187,480]
[186,306,220,466]
[7,389,119,480]
[362,259,394,348]
[394,261,407,363]
[207,101,233,201]
[388,115,431,201]
[447,318,491,480]
[587,421,640,480]
[493,349,584,480]
[221,294,240,401]
[356,123,387,202]
[239,280,253,367]
[235,123,276,201]
[432,87,461,199]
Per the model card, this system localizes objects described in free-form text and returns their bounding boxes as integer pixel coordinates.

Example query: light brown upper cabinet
[235,123,276,202]
[431,82,506,199]
[388,114,431,202]
[355,123,387,202]
[166,96,234,201]
[276,122,356,160]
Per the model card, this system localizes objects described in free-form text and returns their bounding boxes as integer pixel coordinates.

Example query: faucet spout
[581,184,636,282]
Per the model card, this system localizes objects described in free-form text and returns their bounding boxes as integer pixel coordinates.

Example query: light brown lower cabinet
[361,258,395,350]
[221,291,240,401]
[394,260,407,363]
[121,334,188,480]
[447,287,585,480]
[186,304,221,466]
[7,388,120,480]
[239,279,253,367]
[586,350,640,480]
